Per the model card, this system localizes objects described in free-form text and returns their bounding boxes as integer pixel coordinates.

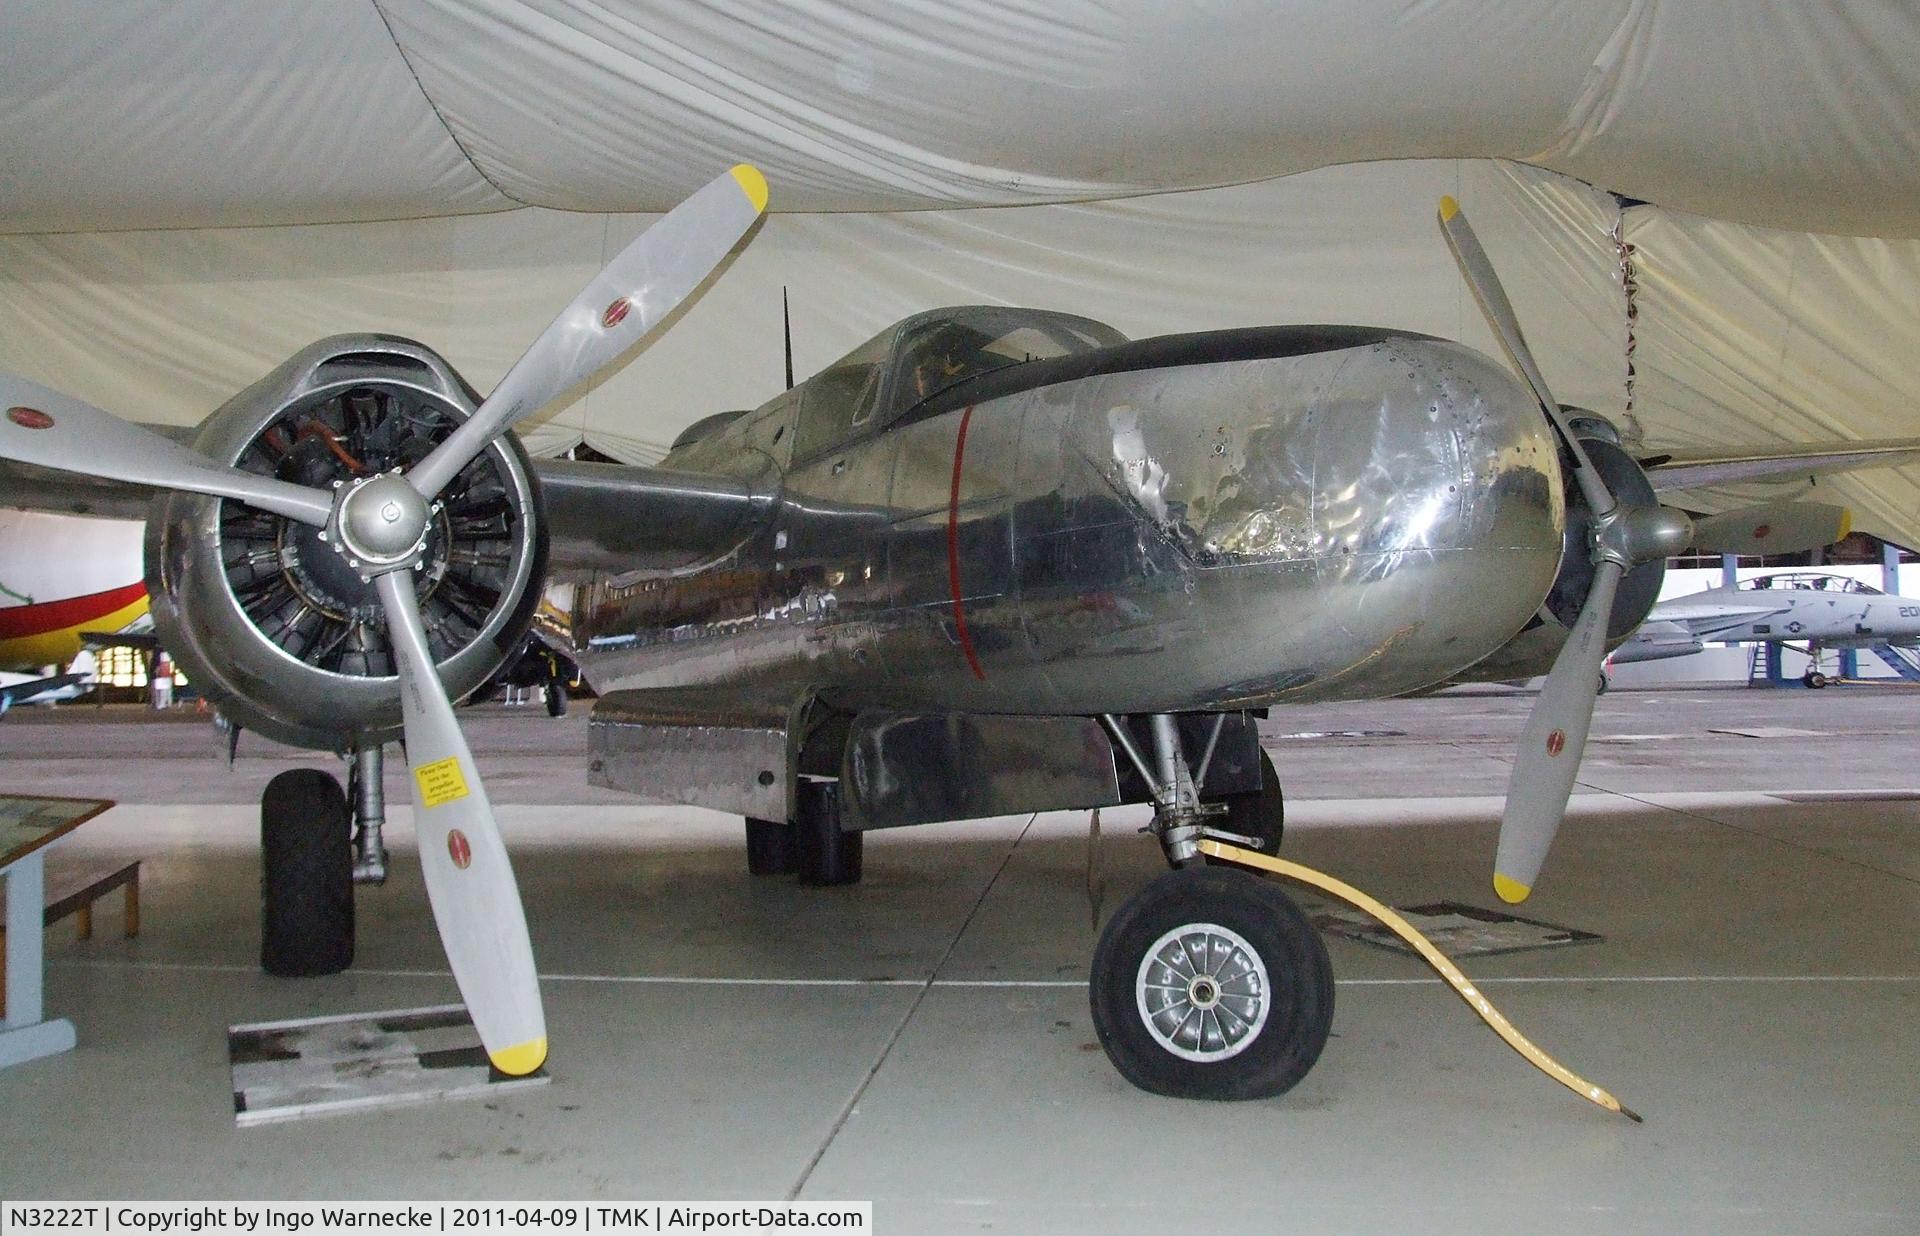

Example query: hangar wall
[2,157,1918,546]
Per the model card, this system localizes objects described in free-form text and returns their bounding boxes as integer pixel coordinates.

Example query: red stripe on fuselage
[0,581,147,639]
[945,405,988,681]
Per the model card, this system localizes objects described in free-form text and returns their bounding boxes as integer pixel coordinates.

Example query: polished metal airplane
[4,169,1917,1099]
[1615,569,1920,685]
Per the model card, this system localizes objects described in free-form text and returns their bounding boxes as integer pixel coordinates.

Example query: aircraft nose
[1303,337,1565,689]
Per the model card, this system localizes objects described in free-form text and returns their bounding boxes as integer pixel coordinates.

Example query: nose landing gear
[1101,713,1285,867]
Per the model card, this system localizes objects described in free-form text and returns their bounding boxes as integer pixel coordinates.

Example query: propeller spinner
[0,164,770,1072]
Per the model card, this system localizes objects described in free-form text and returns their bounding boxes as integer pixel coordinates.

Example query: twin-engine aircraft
[3,167,1915,1100]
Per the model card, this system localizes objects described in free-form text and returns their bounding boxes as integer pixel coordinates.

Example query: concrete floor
[1,686,1917,1231]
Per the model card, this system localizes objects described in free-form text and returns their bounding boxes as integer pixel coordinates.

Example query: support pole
[1722,553,1738,590]
[1883,541,1901,596]
[4,851,44,1029]
[0,850,78,1068]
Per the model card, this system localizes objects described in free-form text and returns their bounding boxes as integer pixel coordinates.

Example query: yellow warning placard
[414,757,470,808]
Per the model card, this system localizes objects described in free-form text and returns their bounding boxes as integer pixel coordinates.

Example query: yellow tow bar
[1198,839,1641,1122]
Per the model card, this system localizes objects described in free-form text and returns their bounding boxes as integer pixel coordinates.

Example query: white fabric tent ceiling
[3,3,1919,543]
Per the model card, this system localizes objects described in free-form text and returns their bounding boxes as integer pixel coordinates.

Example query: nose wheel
[1090,866,1333,1100]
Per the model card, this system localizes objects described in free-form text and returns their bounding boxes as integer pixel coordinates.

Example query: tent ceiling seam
[366,0,531,211]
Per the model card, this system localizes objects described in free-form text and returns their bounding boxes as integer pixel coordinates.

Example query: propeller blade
[1437,197,1617,519]
[374,571,546,1075]
[1494,558,1624,903]
[1690,501,1852,556]
[0,375,333,525]
[409,165,770,498]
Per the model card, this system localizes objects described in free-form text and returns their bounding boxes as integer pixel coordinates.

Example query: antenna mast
[782,287,795,390]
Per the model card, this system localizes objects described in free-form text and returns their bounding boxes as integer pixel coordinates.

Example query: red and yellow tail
[0,582,148,670]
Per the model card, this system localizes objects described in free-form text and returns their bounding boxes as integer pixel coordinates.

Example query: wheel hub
[1135,921,1271,1062]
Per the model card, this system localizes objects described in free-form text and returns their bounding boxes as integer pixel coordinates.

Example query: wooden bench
[0,858,139,1018]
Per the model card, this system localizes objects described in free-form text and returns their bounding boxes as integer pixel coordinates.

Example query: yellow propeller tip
[1439,195,1460,221]
[1492,873,1531,904]
[489,1036,548,1077]
[730,164,769,213]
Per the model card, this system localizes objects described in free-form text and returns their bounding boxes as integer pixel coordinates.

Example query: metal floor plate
[228,1004,548,1126]
[1312,901,1601,959]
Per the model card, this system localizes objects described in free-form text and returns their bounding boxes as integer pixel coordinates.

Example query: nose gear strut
[1101,713,1265,864]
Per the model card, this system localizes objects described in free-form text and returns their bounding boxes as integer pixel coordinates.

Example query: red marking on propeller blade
[1546,729,1567,757]
[1752,524,1772,539]
[945,405,987,682]
[602,297,633,329]
[7,406,54,430]
[447,829,472,870]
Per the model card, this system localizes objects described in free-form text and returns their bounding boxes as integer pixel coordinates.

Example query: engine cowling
[146,335,547,750]
[1454,429,1668,684]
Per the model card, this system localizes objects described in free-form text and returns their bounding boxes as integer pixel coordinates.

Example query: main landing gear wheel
[1208,749,1284,857]
[1091,867,1332,1100]
[795,780,863,887]
[1803,670,1829,689]
[260,768,355,977]
[745,816,799,876]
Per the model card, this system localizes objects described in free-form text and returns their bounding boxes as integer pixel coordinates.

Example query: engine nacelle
[1453,430,1668,684]
[146,335,547,750]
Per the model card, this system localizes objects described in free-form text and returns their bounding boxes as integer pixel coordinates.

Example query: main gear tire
[746,816,799,876]
[795,780,863,887]
[260,768,355,978]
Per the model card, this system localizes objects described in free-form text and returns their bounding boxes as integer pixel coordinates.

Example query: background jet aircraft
[1613,570,1920,686]
[5,173,1920,1101]
[0,648,97,714]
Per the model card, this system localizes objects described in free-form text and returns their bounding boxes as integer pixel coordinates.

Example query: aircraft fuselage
[569,320,1566,717]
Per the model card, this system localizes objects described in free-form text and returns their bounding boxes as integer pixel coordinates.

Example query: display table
[0,795,113,1069]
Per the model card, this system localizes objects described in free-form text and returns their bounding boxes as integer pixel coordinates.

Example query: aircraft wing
[1644,438,1920,493]
[0,671,83,712]
[3,449,781,581]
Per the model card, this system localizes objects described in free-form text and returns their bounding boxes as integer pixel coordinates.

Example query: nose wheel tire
[1803,670,1829,689]
[260,768,355,978]
[1091,867,1332,1100]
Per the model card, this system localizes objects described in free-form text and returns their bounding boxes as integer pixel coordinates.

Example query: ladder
[1870,643,1920,683]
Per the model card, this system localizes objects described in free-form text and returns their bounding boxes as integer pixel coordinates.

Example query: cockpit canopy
[1743,571,1883,595]
[789,306,1126,461]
